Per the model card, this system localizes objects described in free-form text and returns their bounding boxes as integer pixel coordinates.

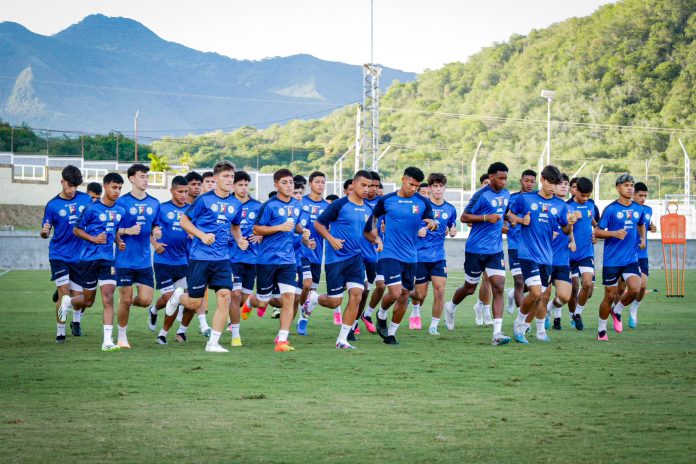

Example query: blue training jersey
[229,197,263,265]
[551,222,570,266]
[598,200,645,266]
[114,193,161,269]
[76,200,126,262]
[567,199,596,261]
[369,192,433,264]
[254,196,302,265]
[317,196,373,264]
[42,191,92,263]
[464,185,510,254]
[360,196,381,263]
[506,192,523,250]
[417,199,457,263]
[637,204,653,259]
[185,190,242,261]
[153,200,189,266]
[511,192,569,265]
[299,195,330,264]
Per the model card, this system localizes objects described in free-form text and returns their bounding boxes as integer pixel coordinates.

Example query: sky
[3,0,616,72]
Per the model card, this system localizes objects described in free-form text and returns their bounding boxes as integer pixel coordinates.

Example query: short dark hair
[428,173,447,186]
[343,179,353,190]
[213,161,235,175]
[634,182,648,193]
[202,171,214,180]
[308,171,325,183]
[378,182,384,189]
[369,171,380,182]
[569,176,579,187]
[326,194,339,202]
[521,169,537,179]
[615,173,635,186]
[561,172,569,183]
[268,191,277,198]
[479,173,489,184]
[185,171,203,183]
[404,166,425,182]
[576,177,593,194]
[61,165,83,186]
[171,175,188,188]
[86,182,102,195]
[540,165,563,184]
[234,171,252,183]
[487,162,509,175]
[273,168,293,183]
[419,182,429,190]
[103,172,124,185]
[354,170,372,182]
[127,163,149,178]
[293,174,307,186]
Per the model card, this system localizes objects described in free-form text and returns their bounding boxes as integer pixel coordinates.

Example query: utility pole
[361,0,381,171]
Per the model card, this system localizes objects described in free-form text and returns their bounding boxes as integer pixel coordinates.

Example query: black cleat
[572,313,584,331]
[56,335,66,344]
[347,329,357,342]
[52,290,59,303]
[148,308,158,332]
[553,318,562,330]
[383,335,399,345]
[70,321,82,337]
[376,317,388,339]
[175,332,187,343]
[156,335,168,345]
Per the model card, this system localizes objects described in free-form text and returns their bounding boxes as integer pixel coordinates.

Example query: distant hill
[0,14,415,135]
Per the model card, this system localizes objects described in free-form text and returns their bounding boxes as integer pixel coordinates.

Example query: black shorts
[232,262,256,294]
[325,255,365,297]
[379,258,417,291]
[78,259,115,290]
[187,259,232,298]
[415,260,447,284]
[116,267,154,288]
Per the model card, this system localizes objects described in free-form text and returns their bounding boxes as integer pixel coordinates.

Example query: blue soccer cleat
[514,331,529,344]
[296,318,308,336]
[628,313,637,329]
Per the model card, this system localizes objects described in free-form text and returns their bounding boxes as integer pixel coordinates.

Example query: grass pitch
[1,269,695,463]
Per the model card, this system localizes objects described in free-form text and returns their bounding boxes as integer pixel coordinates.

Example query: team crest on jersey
[301,219,307,226]
[249,212,256,219]
[79,205,85,212]
[68,204,77,214]
[130,207,137,215]
[278,207,286,216]
[59,209,67,217]
[146,206,153,215]
[167,212,175,220]
[108,211,117,221]
[99,213,107,221]
[293,207,300,216]
[617,212,624,219]
[442,212,448,219]
[587,210,592,217]
[434,210,442,219]
[311,206,319,215]
[633,211,640,219]
[412,205,419,214]
[646,213,651,220]
[241,209,247,218]
[210,203,218,212]
[220,203,228,213]
[531,203,539,211]
[541,204,550,213]
[551,207,558,215]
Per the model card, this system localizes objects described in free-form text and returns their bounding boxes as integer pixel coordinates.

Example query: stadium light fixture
[540,89,555,165]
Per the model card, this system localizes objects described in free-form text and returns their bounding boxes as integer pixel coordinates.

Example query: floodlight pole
[470,141,482,192]
[540,90,555,166]
[134,110,140,162]
[678,138,691,209]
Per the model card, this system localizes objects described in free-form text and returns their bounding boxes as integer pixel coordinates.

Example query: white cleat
[176,305,184,322]
[506,288,515,314]
[58,295,72,323]
[205,342,229,353]
[445,302,456,331]
[165,288,184,316]
[474,302,484,326]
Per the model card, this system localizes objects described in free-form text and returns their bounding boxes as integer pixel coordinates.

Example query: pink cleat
[257,305,267,318]
[354,326,361,336]
[610,309,623,333]
[597,330,609,341]
[333,311,342,325]
[409,315,422,330]
[361,315,377,333]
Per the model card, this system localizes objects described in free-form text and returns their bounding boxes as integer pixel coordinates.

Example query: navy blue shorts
[116,266,155,288]
[187,259,232,298]
[638,257,650,276]
[232,262,256,293]
[374,259,385,282]
[256,263,297,300]
[603,262,641,287]
[49,259,81,287]
[550,265,572,284]
[520,258,551,289]
[78,259,115,290]
[154,263,187,291]
[300,258,322,286]
[415,260,448,284]
[364,260,377,285]
[379,258,417,291]
[464,251,506,284]
[507,248,522,275]
[570,256,595,278]
[325,255,365,297]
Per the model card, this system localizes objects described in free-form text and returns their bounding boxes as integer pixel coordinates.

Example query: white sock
[364,306,375,318]
[613,302,625,316]
[516,310,527,326]
[411,304,421,317]
[598,318,608,332]
[507,288,514,300]
[117,325,128,342]
[72,310,82,323]
[176,305,183,322]
[430,317,440,329]
[554,307,562,318]
[63,297,73,310]
[388,322,400,336]
[158,329,168,338]
[377,308,389,320]
[177,324,189,335]
[277,329,289,342]
[198,314,209,331]
[337,324,351,344]
[482,304,491,316]
[230,324,240,338]
[448,301,458,310]
[309,291,319,305]
[574,305,584,316]
[209,329,221,346]
[149,305,157,315]
[476,299,483,309]
[352,320,359,330]
[56,323,66,336]
[493,318,502,334]
[630,301,641,318]
[103,324,113,345]
[536,318,546,335]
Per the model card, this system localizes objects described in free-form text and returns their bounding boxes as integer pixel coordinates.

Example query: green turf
[1,270,695,463]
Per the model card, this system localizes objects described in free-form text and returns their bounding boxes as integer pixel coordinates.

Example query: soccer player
[86,182,102,201]
[41,165,92,342]
[567,177,597,330]
[504,169,536,316]
[148,176,190,344]
[229,171,263,346]
[201,171,215,193]
[296,172,329,335]
[326,194,339,204]
[185,171,203,204]
[629,182,657,328]
[357,170,382,334]
[444,163,511,345]
[472,173,494,326]
[369,167,436,345]
[59,172,126,351]
[511,165,574,344]
[593,174,646,340]
[165,160,245,353]
[247,169,311,352]
[303,170,382,349]
[417,182,431,198]
[409,173,457,334]
[343,179,354,197]
[377,183,384,196]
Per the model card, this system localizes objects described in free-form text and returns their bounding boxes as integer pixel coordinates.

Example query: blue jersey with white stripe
[42,191,92,262]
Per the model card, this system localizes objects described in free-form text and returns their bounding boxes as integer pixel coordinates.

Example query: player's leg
[477,271,493,326]
[514,259,545,343]
[506,250,524,315]
[100,267,119,351]
[547,267,572,330]
[428,275,447,335]
[375,259,405,338]
[487,272,510,345]
[202,261,234,352]
[444,252,481,330]
[196,288,211,336]
[357,260,377,333]
[365,259,386,321]
[116,282,134,348]
[410,262,430,330]
[629,259,649,328]
[614,268,641,329]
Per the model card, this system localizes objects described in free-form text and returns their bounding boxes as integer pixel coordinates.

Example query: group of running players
[41,159,655,352]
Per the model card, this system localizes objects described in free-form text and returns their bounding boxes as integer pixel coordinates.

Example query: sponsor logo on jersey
[412,205,420,214]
